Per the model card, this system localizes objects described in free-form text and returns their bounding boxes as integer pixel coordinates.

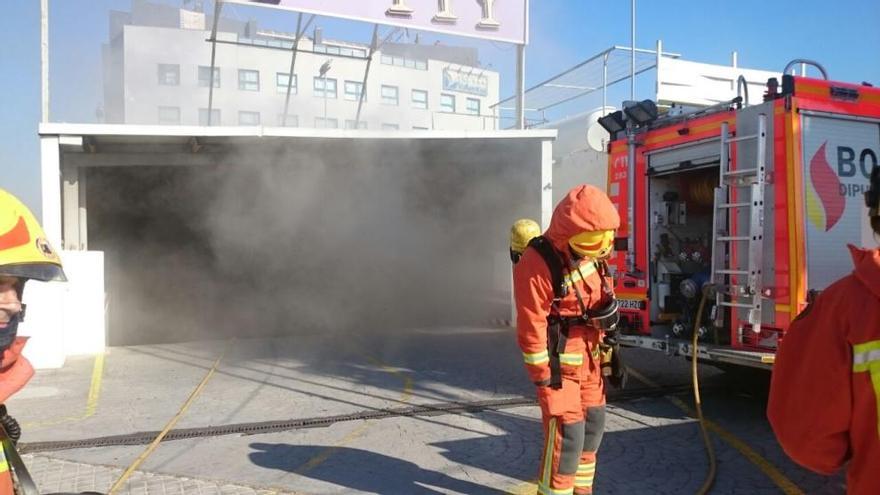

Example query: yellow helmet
[0,189,66,282]
[569,229,615,259]
[510,218,542,255]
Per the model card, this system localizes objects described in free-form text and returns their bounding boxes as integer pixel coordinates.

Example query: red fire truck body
[608,74,880,368]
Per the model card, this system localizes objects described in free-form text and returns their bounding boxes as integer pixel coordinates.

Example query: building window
[381,123,399,131]
[198,108,220,126]
[440,94,456,113]
[277,114,298,127]
[238,111,261,126]
[381,85,399,106]
[345,120,367,130]
[411,89,428,110]
[314,77,337,98]
[158,64,179,86]
[238,69,260,91]
[380,54,428,70]
[315,117,339,129]
[466,98,481,116]
[344,81,365,101]
[198,66,220,88]
[276,73,297,94]
[158,106,180,124]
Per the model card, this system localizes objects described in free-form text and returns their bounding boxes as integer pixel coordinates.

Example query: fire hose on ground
[692,285,717,495]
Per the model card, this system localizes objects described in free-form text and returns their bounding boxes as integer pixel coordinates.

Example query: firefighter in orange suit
[0,189,66,492]
[767,165,880,495]
[514,184,624,495]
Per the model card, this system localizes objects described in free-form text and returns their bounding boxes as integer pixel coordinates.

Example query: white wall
[19,250,106,369]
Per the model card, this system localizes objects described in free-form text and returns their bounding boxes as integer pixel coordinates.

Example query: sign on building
[225,0,528,44]
[443,68,488,96]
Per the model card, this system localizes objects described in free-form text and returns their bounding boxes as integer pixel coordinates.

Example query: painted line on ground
[293,353,413,476]
[24,353,105,428]
[627,367,804,495]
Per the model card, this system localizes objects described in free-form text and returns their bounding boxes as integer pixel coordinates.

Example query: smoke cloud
[88,137,540,345]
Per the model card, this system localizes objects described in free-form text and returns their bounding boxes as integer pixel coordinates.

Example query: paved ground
[8,327,846,494]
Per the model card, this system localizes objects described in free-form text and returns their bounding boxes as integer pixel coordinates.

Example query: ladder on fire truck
[710,114,767,338]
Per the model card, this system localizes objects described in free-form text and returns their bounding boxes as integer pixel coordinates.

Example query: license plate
[618,299,645,310]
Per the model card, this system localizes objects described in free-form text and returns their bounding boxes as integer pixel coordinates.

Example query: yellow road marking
[507,480,539,494]
[24,352,105,428]
[294,353,413,474]
[627,367,803,495]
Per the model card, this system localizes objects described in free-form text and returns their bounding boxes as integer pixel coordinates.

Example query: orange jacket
[0,337,30,495]
[0,337,33,404]
[768,245,880,495]
[513,185,620,385]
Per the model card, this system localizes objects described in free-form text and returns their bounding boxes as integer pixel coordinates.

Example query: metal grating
[494,46,680,112]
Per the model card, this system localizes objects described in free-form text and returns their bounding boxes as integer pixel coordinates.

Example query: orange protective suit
[768,245,880,495]
[0,336,31,494]
[514,184,620,495]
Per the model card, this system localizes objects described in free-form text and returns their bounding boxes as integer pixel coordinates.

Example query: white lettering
[478,0,500,28]
[434,0,457,23]
[386,0,413,17]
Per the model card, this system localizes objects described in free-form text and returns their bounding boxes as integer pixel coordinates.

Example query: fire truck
[602,62,880,369]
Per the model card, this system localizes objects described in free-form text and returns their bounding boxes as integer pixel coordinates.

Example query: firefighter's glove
[606,344,628,390]
[0,404,21,444]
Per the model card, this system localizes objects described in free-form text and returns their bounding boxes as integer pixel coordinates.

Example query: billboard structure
[226,0,529,44]
[223,0,530,128]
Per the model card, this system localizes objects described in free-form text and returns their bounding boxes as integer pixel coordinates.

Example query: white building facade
[102,1,501,131]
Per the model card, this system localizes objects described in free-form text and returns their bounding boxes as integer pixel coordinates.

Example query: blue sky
[2,0,878,214]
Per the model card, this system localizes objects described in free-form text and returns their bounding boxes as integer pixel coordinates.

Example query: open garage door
[48,127,554,346]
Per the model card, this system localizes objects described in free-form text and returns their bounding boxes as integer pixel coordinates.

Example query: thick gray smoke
[90,137,540,345]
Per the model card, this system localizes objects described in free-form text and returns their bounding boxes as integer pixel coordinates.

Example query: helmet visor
[0,263,67,282]
[569,230,615,259]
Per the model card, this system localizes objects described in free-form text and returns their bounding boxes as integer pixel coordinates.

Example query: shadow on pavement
[248,442,508,495]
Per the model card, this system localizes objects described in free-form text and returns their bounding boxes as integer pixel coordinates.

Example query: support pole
[41,0,49,123]
[355,25,379,125]
[630,0,635,101]
[515,44,525,129]
[655,39,662,98]
[282,14,315,126]
[207,1,223,126]
[602,52,608,114]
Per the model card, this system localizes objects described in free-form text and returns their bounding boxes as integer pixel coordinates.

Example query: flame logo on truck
[806,142,845,232]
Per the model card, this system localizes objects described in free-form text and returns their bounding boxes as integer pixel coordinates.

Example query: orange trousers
[535,348,606,495]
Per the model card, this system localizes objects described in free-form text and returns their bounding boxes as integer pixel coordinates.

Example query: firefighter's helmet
[0,189,66,282]
[510,219,542,263]
[569,229,615,259]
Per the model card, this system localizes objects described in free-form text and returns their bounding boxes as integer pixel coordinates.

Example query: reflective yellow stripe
[853,340,880,438]
[0,445,7,473]
[562,261,598,287]
[559,353,583,366]
[524,350,550,365]
[575,461,596,486]
[853,340,880,372]
[537,483,574,495]
[574,477,594,487]
[542,418,557,485]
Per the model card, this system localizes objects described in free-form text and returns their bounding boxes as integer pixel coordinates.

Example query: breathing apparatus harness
[527,236,623,389]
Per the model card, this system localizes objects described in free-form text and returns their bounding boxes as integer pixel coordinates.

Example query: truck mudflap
[618,334,776,370]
